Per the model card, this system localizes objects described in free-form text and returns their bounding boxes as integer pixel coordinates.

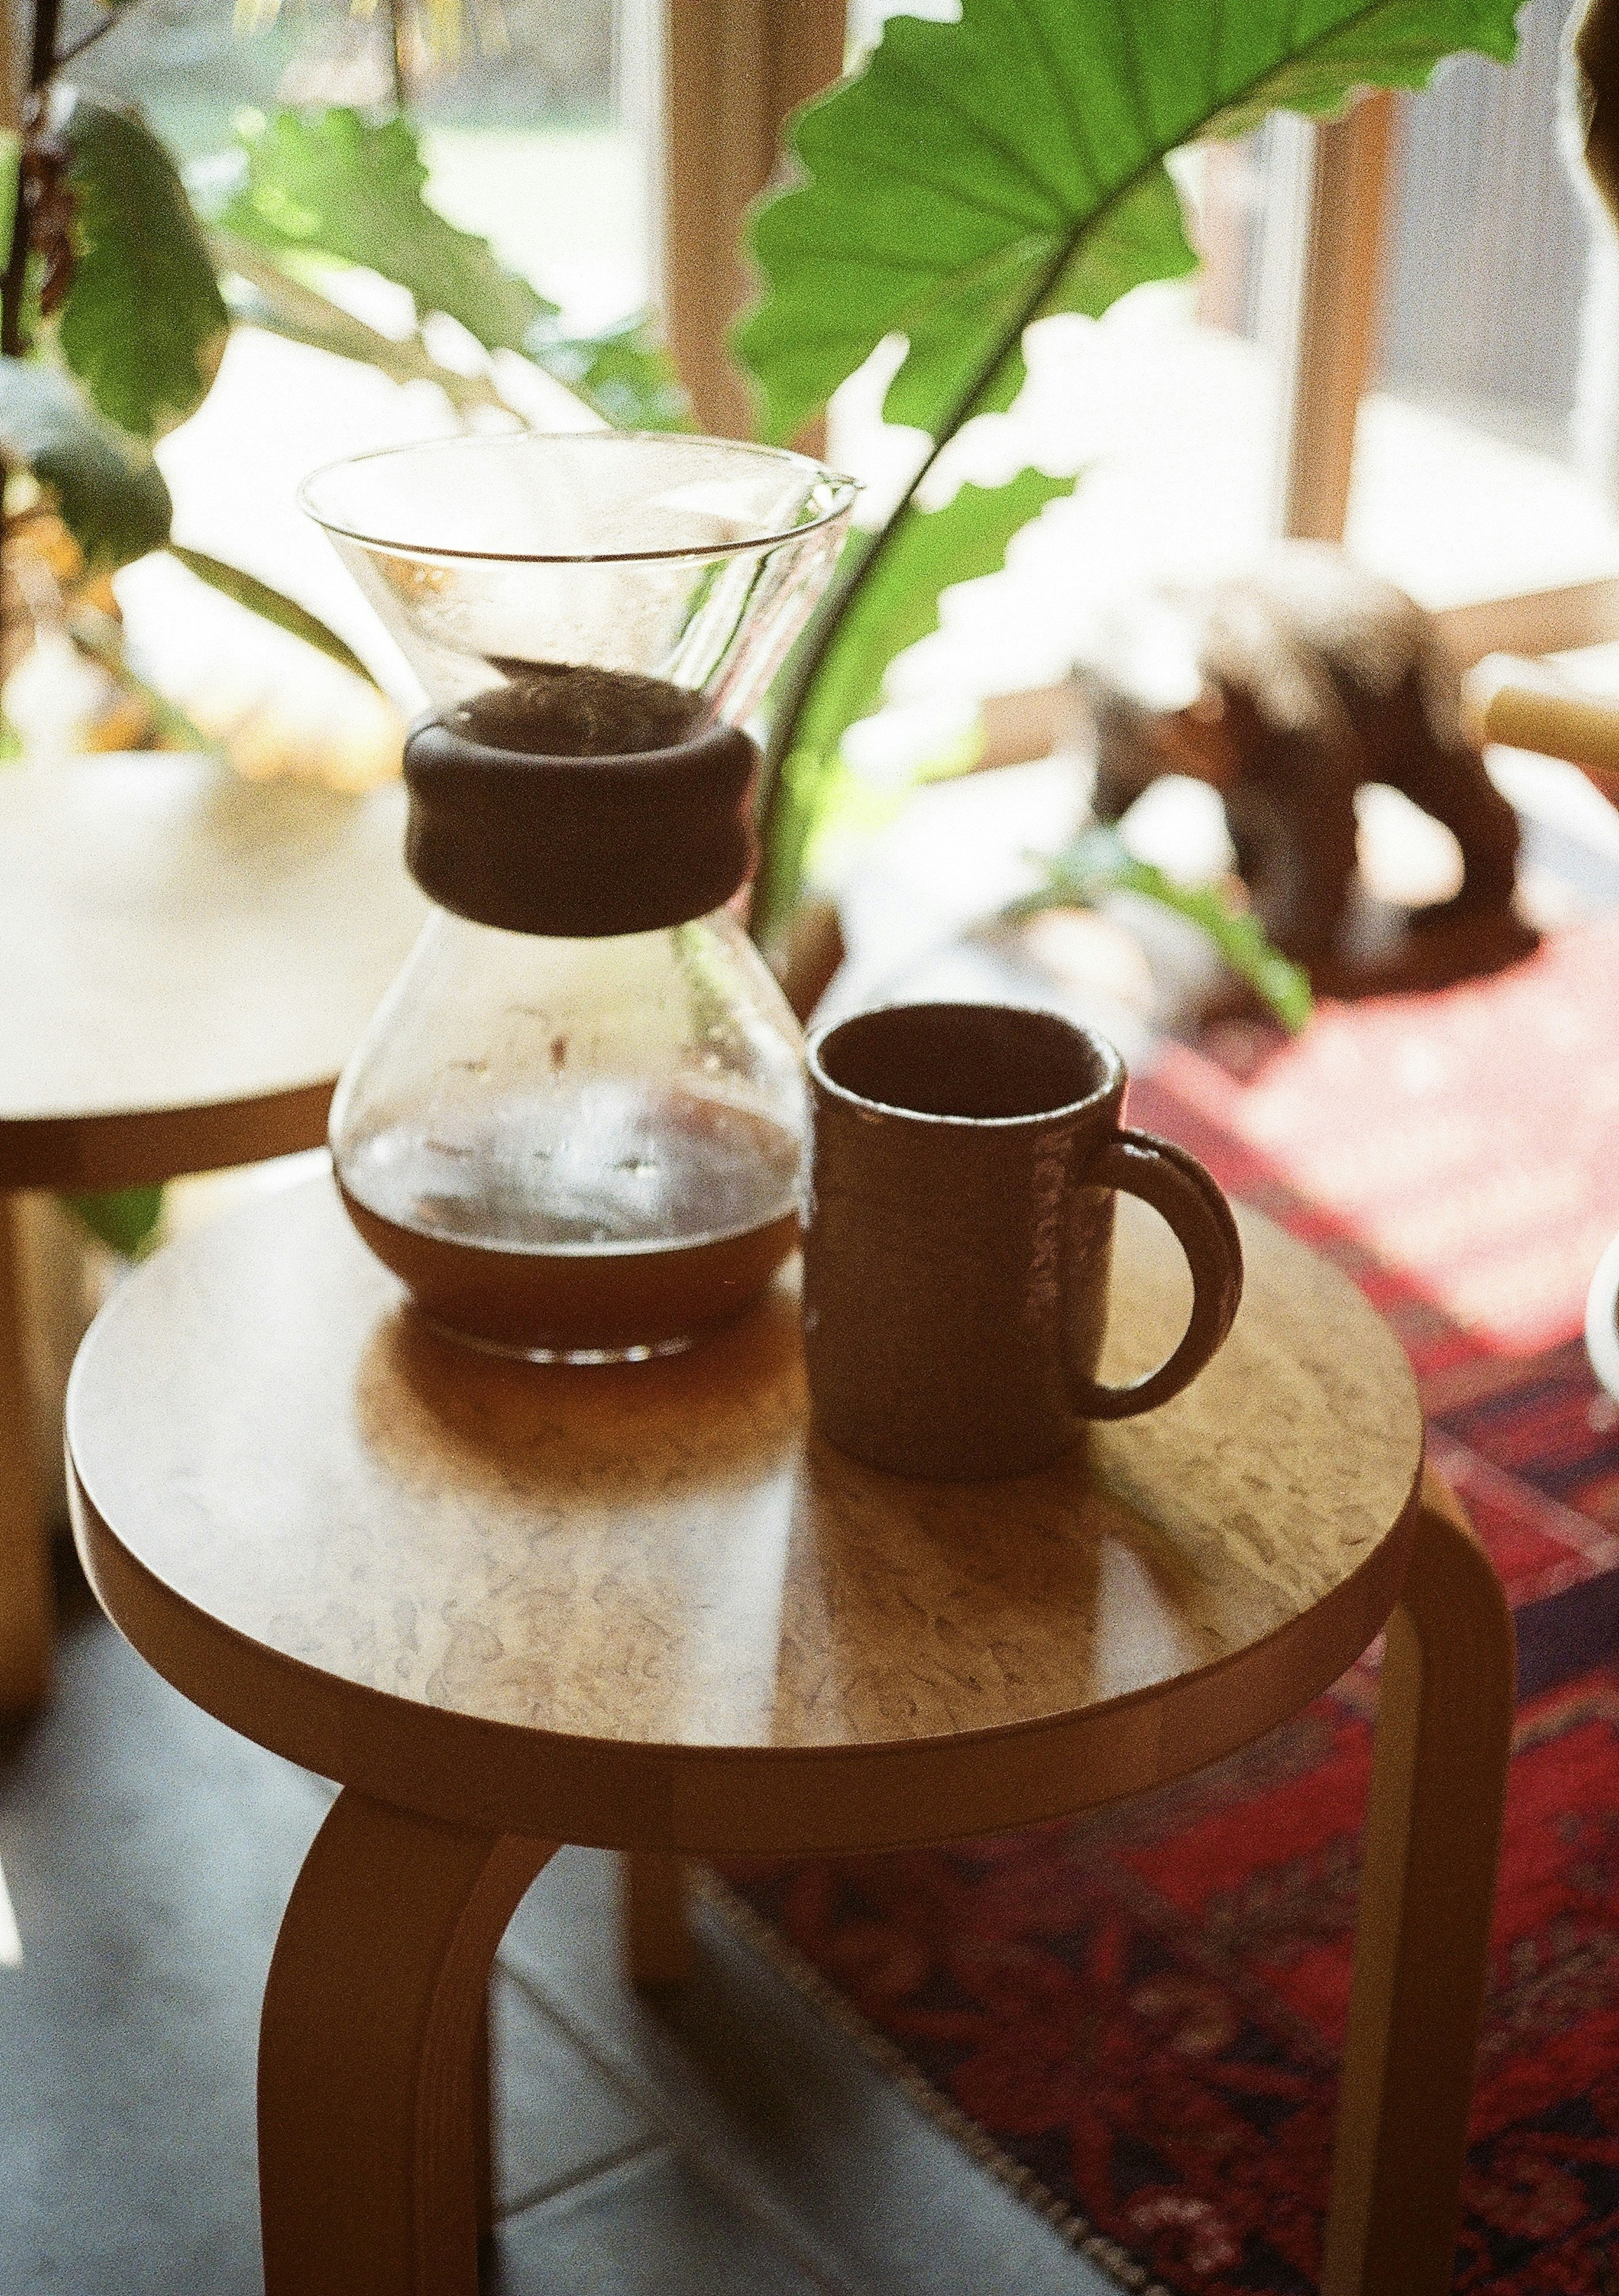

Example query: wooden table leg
[1321,1466,1515,2296]
[0,1191,53,1715]
[624,1851,692,1988]
[258,1786,555,2296]
[473,1983,493,2248]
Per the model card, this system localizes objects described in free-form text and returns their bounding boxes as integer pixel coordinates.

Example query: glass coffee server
[301,431,857,1362]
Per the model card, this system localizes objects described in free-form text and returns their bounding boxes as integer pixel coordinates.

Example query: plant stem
[0,0,65,682]
[751,183,1138,939]
[387,0,411,110]
[24,0,59,105]
[53,11,119,69]
[1,0,65,357]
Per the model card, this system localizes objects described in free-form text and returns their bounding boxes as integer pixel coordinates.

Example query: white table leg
[258,1786,554,2296]
[0,1191,53,1714]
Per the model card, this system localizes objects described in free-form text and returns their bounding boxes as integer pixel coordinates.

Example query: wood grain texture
[0,1194,53,1712]
[257,1789,553,2296]
[68,1174,1421,1852]
[1282,93,1397,546]
[663,0,847,441]
[0,754,423,1188]
[1322,1466,1515,2296]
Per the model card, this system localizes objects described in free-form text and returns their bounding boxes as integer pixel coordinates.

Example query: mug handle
[1065,1128,1244,1422]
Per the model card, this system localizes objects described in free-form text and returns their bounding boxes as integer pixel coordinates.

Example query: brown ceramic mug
[802,1003,1243,1480]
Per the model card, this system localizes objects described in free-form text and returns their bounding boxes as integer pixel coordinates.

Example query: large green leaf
[756,466,1078,934]
[222,107,554,355]
[56,95,229,440]
[737,0,1522,444]
[0,130,18,265]
[0,360,171,572]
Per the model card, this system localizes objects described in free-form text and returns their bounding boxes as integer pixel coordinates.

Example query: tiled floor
[0,1556,1116,2296]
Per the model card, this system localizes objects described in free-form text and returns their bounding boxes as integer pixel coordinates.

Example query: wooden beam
[1435,575,1619,666]
[1476,679,1619,802]
[1281,92,1398,542]
[662,0,847,439]
[1193,139,1257,334]
[978,681,1072,771]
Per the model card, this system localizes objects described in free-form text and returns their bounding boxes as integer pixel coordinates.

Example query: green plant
[734,0,1525,997]
[0,9,684,1255]
[1006,826,1313,1031]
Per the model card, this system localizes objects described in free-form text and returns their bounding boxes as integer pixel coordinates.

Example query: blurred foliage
[169,545,373,679]
[756,468,1078,935]
[527,309,691,432]
[0,89,685,768]
[221,104,556,353]
[738,0,1525,963]
[0,360,171,574]
[1010,826,1314,1031]
[58,94,229,438]
[210,104,684,428]
[65,1184,165,1258]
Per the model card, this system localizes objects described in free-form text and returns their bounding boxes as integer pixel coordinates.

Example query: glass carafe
[302,432,856,1362]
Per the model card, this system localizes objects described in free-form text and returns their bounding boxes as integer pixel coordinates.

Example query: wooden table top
[0,755,423,1189]
[67,1176,1423,1855]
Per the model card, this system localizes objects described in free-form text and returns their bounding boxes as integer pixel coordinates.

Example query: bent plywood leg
[624,1852,692,1988]
[1321,1467,1514,2296]
[473,1985,493,2246]
[0,1192,53,1715]
[258,1787,555,2296]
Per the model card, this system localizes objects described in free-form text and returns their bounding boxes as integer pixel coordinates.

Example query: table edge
[0,1078,336,1190]
[68,1431,1423,1856]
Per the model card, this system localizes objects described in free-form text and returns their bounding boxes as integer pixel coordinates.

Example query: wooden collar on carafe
[401,664,759,938]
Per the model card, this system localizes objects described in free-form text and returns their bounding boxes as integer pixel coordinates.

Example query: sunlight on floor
[0,1853,22,1967]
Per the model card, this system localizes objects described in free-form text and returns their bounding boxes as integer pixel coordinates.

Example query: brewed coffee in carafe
[302,432,856,1361]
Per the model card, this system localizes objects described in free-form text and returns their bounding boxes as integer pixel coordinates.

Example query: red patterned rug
[720,921,1619,2293]
[719,1663,1619,2293]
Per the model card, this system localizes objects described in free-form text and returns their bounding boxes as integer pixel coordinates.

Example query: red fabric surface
[724,1669,1619,2293]
[1149,918,1619,1358]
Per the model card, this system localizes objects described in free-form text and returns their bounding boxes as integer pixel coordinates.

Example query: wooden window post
[660,0,847,439]
[1279,91,1399,542]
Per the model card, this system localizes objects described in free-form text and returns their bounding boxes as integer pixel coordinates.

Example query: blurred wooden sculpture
[1081,544,1528,991]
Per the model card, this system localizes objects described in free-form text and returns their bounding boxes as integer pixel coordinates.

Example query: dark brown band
[402,711,760,939]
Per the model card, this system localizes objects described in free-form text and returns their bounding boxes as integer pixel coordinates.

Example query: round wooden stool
[65,1176,1513,2296]
[0,753,422,1712]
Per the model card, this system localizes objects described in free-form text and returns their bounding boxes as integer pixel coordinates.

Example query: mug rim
[807,1001,1124,1130]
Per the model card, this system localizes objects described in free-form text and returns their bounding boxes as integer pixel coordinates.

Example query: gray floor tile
[491,2148,834,2296]
[501,1849,1120,2296]
[0,1603,323,2296]
[493,1969,656,2216]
